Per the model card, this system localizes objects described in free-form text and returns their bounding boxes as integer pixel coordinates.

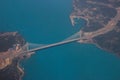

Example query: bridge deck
[23,38,82,53]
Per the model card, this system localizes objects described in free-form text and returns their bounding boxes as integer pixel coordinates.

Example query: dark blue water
[1,0,120,80]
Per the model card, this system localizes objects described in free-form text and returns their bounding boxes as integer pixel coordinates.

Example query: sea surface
[1,0,120,80]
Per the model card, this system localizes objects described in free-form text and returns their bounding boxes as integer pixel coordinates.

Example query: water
[1,0,120,80]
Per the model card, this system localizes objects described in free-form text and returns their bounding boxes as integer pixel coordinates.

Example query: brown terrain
[0,32,27,80]
[70,0,120,55]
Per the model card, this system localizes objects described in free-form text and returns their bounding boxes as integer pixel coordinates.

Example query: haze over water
[1,0,120,80]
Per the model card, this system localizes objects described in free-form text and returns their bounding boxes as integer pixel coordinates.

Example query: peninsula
[70,0,120,55]
[0,32,27,80]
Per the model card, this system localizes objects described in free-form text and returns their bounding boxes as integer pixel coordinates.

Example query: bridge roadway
[0,35,86,59]
[22,37,84,54]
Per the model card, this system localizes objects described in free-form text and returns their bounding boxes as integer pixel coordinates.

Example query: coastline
[70,0,120,55]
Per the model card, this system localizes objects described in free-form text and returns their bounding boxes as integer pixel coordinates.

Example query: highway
[0,32,85,59]
[23,37,82,53]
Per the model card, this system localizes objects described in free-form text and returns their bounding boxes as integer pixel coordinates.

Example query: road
[82,7,120,39]
[23,37,83,53]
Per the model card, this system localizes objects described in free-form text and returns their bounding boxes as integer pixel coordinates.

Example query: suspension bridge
[13,31,87,58]
[24,31,87,52]
[24,37,81,53]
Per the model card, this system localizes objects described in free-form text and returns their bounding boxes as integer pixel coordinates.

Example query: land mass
[0,32,27,80]
[70,0,120,55]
